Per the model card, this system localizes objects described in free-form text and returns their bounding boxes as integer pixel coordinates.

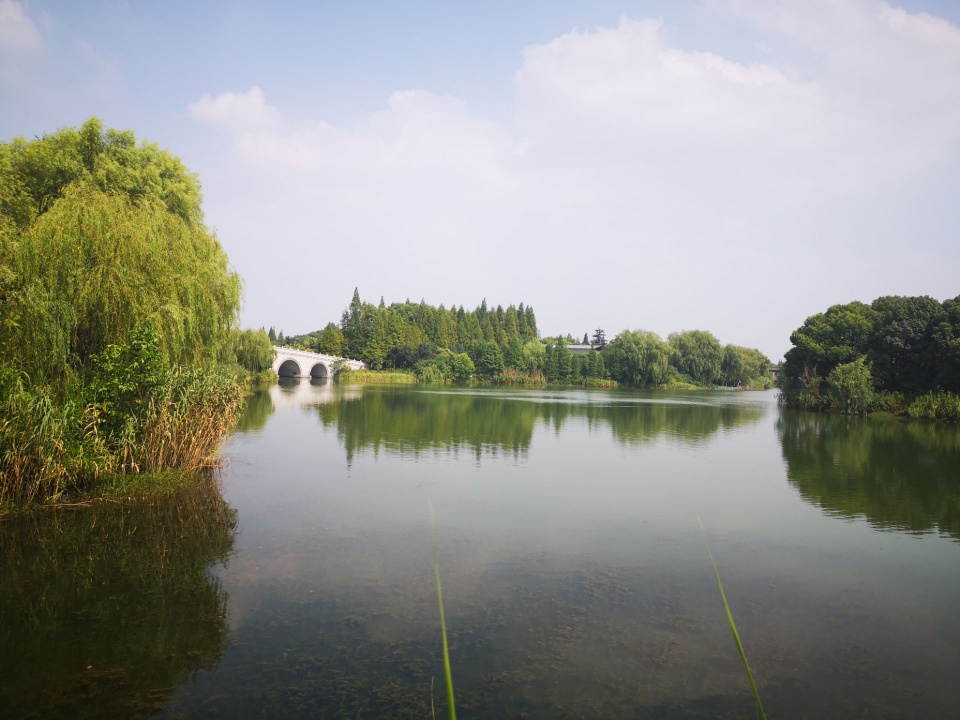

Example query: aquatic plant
[699,517,766,719]
[336,368,418,384]
[430,502,457,719]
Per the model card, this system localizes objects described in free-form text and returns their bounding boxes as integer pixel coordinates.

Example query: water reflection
[778,411,960,538]
[314,386,767,462]
[0,478,237,718]
[235,386,274,434]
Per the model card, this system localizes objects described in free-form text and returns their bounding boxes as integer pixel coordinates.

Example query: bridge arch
[309,362,331,379]
[277,359,302,377]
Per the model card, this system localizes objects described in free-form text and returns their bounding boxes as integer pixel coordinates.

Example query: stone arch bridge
[271,346,366,379]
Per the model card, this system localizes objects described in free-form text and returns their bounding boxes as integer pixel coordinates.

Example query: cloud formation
[187,85,283,133]
[192,2,960,198]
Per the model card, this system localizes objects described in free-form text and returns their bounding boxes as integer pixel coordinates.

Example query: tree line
[778,295,960,420]
[280,291,773,388]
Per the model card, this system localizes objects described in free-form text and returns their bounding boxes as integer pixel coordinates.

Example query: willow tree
[603,330,672,387]
[0,119,240,384]
[669,330,724,386]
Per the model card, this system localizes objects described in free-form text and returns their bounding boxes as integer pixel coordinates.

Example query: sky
[2,0,959,361]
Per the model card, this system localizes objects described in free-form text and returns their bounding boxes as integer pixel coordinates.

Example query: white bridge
[271,346,366,378]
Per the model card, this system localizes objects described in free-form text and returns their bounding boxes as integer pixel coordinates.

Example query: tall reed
[0,369,243,508]
[124,370,245,473]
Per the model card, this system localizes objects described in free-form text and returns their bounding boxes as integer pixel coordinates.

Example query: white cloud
[514,6,960,195]
[192,86,525,207]
[515,17,821,146]
[715,0,960,179]
[0,0,42,54]
[187,85,283,131]
[198,3,960,205]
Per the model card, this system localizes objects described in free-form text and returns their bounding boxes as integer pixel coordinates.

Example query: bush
[451,353,475,381]
[415,363,447,383]
[826,357,874,414]
[869,391,905,414]
[907,391,960,422]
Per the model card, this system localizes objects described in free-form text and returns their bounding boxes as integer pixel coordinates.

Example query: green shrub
[869,391,905,414]
[826,357,874,414]
[907,391,960,422]
[415,364,447,383]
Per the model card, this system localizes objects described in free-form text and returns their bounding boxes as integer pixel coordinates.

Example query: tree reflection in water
[0,476,237,718]
[778,410,960,539]
[314,388,766,463]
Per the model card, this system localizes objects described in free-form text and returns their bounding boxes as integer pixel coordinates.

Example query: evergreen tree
[556,342,573,381]
[474,340,505,377]
[544,342,559,380]
[341,288,363,356]
[505,337,525,371]
[524,305,538,338]
[505,306,520,339]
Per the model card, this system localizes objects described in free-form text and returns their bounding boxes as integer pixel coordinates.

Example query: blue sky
[3,0,959,360]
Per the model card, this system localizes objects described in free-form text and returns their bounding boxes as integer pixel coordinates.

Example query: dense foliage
[601,328,772,389]
[0,118,241,376]
[284,292,771,389]
[284,290,544,381]
[778,295,960,420]
[233,328,275,374]
[0,119,246,506]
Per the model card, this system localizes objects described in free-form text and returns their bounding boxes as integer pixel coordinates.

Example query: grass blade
[698,517,766,720]
[430,501,457,720]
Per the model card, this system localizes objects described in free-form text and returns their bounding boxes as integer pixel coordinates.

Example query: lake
[2,381,959,718]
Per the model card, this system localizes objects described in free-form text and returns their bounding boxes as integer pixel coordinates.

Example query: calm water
[3,381,960,718]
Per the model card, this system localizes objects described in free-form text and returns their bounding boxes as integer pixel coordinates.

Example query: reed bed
[125,370,245,473]
[337,368,418,384]
[0,369,244,508]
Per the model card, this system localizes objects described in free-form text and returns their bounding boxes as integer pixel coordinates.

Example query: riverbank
[779,388,960,423]
[331,367,779,391]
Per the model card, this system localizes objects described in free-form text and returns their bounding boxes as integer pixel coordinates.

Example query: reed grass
[493,368,547,385]
[126,370,245,473]
[0,369,244,508]
[698,517,766,720]
[337,368,418,384]
[429,501,456,720]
